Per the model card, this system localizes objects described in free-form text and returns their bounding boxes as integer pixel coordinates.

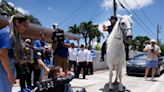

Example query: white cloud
[101,0,154,10]
[8,2,15,7]
[47,7,52,10]
[15,7,29,15]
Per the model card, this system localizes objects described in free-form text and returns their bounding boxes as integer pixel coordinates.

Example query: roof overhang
[0,15,81,41]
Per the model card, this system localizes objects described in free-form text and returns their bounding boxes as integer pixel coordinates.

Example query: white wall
[93,51,108,71]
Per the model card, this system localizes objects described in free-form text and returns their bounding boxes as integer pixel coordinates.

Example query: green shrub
[95,44,101,51]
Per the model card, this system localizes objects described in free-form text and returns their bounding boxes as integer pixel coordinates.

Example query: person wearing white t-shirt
[86,45,93,75]
[68,43,78,75]
[143,39,161,80]
[76,44,88,79]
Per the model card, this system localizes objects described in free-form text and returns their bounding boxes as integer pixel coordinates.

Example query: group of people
[69,44,94,79]
[0,14,94,92]
[0,13,162,92]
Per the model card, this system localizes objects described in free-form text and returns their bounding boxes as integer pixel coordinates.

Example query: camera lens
[151,49,154,52]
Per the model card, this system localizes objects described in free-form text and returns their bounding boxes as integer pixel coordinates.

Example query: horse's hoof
[109,83,113,89]
[118,83,124,92]
[109,88,113,92]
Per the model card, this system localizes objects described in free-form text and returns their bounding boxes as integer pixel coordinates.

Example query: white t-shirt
[68,48,78,61]
[77,49,88,62]
[144,44,161,60]
[87,50,93,62]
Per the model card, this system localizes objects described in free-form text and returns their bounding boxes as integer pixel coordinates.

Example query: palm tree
[68,24,80,34]
[88,24,103,45]
[79,21,90,45]
[80,21,103,45]
[68,21,103,46]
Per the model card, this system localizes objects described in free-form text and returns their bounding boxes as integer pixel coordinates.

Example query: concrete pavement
[12,69,164,92]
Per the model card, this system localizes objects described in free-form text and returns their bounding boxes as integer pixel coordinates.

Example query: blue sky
[5,0,164,44]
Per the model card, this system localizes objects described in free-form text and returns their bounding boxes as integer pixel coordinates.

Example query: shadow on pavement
[100,83,131,92]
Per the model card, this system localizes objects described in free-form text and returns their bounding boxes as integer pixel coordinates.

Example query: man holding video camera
[51,23,71,74]
[143,39,161,80]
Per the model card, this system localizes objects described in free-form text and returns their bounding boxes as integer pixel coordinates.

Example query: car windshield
[133,54,148,60]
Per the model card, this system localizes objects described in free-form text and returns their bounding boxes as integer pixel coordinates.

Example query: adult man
[100,16,118,61]
[143,39,161,80]
[33,33,50,87]
[86,45,93,75]
[76,44,88,79]
[68,43,78,75]
[51,24,71,74]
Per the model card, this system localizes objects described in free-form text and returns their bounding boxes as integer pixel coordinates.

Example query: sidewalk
[12,69,109,92]
[12,69,164,92]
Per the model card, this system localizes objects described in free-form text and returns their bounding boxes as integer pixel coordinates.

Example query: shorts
[146,60,158,68]
[55,55,68,72]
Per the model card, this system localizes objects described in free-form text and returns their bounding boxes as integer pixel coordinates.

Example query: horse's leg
[114,65,118,83]
[109,66,113,89]
[118,64,124,91]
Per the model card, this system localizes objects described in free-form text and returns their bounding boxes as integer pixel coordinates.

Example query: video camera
[51,28,65,45]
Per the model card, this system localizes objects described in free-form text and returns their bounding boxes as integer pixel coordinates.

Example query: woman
[0,14,29,92]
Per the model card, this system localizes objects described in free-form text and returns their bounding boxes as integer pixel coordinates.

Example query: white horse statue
[106,15,133,91]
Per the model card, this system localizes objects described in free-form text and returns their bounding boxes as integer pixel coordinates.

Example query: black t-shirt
[107,25,113,35]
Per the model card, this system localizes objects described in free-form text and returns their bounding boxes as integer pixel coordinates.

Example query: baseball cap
[150,39,156,43]
[108,16,118,21]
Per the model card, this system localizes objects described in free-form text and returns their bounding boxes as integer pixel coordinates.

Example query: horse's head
[119,15,133,43]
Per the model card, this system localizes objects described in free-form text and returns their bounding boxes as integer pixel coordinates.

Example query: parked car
[126,53,164,76]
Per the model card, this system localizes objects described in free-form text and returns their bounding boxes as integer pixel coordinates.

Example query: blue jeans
[0,58,16,92]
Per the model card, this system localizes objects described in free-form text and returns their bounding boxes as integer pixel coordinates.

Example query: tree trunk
[84,37,87,46]
[88,38,92,46]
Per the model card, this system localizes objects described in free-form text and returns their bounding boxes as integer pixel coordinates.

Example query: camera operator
[143,39,161,80]
[51,23,71,75]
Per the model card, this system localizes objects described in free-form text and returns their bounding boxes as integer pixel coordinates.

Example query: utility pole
[157,24,160,44]
[113,0,117,17]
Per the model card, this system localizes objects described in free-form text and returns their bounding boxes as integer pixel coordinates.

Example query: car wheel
[126,71,131,76]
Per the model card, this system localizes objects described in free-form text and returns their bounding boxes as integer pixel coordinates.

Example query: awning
[0,15,81,41]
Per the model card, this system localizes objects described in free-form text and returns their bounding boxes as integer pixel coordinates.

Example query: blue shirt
[33,40,48,48]
[0,26,15,92]
[33,40,48,57]
[54,39,70,58]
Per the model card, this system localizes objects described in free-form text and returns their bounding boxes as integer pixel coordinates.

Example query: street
[70,68,164,92]
[12,67,164,92]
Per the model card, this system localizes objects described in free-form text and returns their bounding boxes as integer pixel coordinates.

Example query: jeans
[0,58,16,92]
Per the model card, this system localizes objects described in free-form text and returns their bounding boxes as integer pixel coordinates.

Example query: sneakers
[144,76,156,81]
[144,76,147,80]
[100,57,104,62]
[151,77,155,81]
[21,87,33,92]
